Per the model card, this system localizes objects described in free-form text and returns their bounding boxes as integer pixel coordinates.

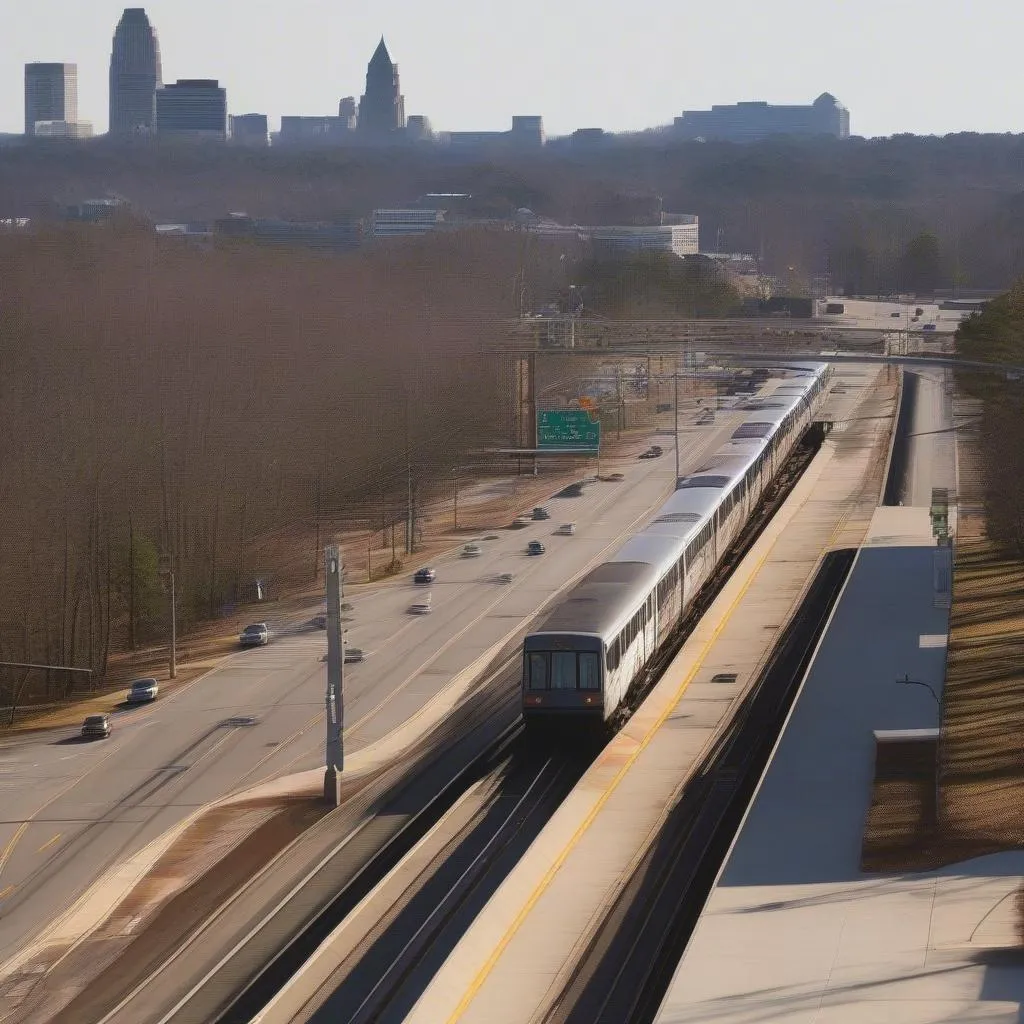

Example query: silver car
[240,622,270,647]
[126,677,159,703]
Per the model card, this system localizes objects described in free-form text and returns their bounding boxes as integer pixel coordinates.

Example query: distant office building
[214,213,361,252]
[358,38,405,138]
[510,115,545,146]
[229,113,269,146]
[571,128,609,148]
[371,208,444,237]
[156,79,227,140]
[33,120,94,139]
[64,197,129,222]
[109,8,162,136]
[446,116,547,150]
[590,218,699,259]
[278,115,354,147]
[24,63,77,136]
[338,96,357,129]
[675,93,850,142]
[405,115,433,142]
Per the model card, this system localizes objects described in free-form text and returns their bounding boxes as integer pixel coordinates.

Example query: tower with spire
[358,37,405,138]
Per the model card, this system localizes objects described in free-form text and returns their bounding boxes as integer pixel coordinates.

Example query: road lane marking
[0,885,14,901]
[36,833,61,854]
[445,442,818,1022]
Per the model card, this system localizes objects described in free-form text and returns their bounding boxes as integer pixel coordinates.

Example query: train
[521,362,833,727]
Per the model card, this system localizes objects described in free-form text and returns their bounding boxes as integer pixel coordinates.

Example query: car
[343,647,365,663]
[126,677,158,704]
[239,622,270,647]
[650,445,663,456]
[414,567,436,584]
[527,540,546,555]
[312,612,327,629]
[556,523,576,536]
[532,507,550,520]
[890,311,902,317]
[81,714,111,740]
[639,448,658,459]
[497,572,514,584]
[922,323,937,332]
[409,597,432,614]
[462,543,482,557]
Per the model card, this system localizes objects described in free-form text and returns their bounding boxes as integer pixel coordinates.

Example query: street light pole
[324,544,344,805]
[897,674,941,825]
[674,352,680,486]
[158,555,177,680]
[452,469,459,530]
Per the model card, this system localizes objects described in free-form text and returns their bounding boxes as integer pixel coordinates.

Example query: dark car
[527,540,546,555]
[532,506,551,520]
[414,567,436,584]
[81,714,111,739]
[239,622,270,647]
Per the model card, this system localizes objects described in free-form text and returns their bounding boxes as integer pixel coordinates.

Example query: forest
[4,132,1024,289]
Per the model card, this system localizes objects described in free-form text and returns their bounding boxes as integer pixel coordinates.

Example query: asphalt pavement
[0,409,745,969]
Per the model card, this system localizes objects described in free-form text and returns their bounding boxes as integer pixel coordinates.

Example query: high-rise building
[156,80,227,141]
[338,96,357,129]
[24,63,77,136]
[358,38,405,138]
[109,8,162,136]
[674,93,850,142]
[510,115,545,146]
[229,114,269,146]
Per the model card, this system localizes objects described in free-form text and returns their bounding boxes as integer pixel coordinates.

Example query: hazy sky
[4,0,1024,138]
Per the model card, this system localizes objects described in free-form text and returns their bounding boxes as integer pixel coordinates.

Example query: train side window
[579,653,600,690]
[551,652,576,689]
[528,653,548,690]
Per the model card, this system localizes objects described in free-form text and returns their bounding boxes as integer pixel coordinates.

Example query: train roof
[609,534,683,576]
[531,561,660,638]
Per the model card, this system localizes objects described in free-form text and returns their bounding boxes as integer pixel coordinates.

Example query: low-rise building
[32,119,93,139]
[590,217,699,258]
[229,113,269,146]
[371,208,445,237]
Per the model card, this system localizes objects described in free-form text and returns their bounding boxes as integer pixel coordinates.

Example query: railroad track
[280,741,592,1024]
[543,547,856,1024]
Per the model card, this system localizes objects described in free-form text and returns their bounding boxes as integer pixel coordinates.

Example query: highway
[0,407,747,976]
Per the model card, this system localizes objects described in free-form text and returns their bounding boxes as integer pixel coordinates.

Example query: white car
[462,543,482,557]
[240,622,270,647]
[126,677,159,703]
[409,598,433,615]
[556,523,576,536]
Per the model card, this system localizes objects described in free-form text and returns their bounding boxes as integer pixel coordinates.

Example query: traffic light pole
[324,544,344,806]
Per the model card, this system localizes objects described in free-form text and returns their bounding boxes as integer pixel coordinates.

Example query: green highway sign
[537,410,601,450]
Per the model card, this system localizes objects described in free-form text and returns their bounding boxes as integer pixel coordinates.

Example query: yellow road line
[36,833,61,854]
[0,884,14,901]
[446,512,788,1022]
[0,824,27,877]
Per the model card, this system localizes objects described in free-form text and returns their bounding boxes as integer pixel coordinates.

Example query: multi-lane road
[0,408,750,971]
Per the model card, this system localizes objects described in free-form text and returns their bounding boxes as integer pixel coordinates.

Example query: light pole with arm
[896,674,941,825]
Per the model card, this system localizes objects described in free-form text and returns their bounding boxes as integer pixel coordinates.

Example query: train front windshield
[527,650,601,691]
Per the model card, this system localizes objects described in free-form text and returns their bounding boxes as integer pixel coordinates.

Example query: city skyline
[3,0,1024,138]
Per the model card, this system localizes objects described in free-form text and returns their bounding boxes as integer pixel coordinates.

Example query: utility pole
[158,554,177,680]
[405,394,414,555]
[324,544,344,805]
[452,469,460,530]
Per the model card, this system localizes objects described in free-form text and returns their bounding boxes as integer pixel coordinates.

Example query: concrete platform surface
[402,367,896,1024]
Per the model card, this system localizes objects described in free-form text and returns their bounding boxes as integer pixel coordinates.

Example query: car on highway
[409,597,432,614]
[414,566,436,584]
[81,714,111,740]
[556,523,576,536]
[239,622,270,647]
[532,506,550,520]
[462,542,482,557]
[126,677,158,704]
[343,647,365,663]
[527,540,546,555]
[312,611,327,629]
[639,446,663,459]
[890,311,902,317]
[922,323,937,332]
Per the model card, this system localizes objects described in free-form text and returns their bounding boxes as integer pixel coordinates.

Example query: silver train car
[522,362,833,725]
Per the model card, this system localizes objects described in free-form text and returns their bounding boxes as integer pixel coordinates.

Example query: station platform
[404,366,897,1024]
